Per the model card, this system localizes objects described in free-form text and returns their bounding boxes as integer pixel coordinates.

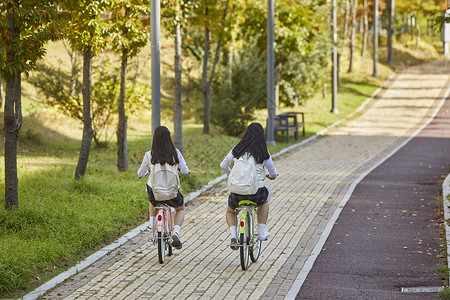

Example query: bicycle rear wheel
[157,231,165,263]
[240,212,250,270]
[157,211,166,264]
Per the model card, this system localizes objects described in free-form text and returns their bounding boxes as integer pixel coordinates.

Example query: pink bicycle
[151,204,173,263]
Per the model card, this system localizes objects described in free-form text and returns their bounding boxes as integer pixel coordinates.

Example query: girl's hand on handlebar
[266,174,277,180]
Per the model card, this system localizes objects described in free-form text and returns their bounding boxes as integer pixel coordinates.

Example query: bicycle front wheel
[240,212,250,270]
[249,221,262,262]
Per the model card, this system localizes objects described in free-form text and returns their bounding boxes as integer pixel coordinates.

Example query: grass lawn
[0,35,444,298]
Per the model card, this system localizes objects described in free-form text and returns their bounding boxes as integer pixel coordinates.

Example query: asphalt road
[297,84,450,299]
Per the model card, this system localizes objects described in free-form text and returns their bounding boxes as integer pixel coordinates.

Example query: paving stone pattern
[42,61,450,300]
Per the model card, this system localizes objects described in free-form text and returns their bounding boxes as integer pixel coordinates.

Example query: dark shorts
[146,185,184,208]
[228,186,269,210]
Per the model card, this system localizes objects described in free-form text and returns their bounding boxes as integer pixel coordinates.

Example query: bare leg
[149,202,157,217]
[257,200,269,224]
[172,205,185,249]
[226,207,237,227]
[174,205,185,226]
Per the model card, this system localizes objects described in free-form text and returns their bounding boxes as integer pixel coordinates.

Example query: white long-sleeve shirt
[220,150,277,188]
[137,148,189,178]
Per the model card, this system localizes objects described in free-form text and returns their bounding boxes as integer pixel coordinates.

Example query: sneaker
[230,238,239,250]
[259,231,270,241]
[172,232,182,249]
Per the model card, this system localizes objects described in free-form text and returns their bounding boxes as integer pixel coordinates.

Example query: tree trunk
[343,0,350,42]
[117,48,128,171]
[228,41,233,93]
[202,24,211,135]
[322,76,327,99]
[186,63,192,103]
[4,74,21,210]
[75,47,94,180]
[348,0,357,72]
[174,22,183,153]
[274,63,281,114]
[4,5,21,210]
[202,0,230,135]
[0,73,3,110]
[415,19,421,50]
[362,0,368,57]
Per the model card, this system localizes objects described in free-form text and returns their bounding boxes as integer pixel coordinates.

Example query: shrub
[211,51,266,136]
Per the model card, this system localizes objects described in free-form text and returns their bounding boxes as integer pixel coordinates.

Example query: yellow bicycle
[235,200,262,270]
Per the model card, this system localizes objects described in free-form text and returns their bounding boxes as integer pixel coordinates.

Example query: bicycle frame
[236,202,256,238]
[152,205,173,242]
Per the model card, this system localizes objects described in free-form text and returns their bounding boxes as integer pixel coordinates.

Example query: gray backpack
[227,153,258,195]
[146,152,180,201]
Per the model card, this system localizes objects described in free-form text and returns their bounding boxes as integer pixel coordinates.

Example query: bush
[211,51,266,136]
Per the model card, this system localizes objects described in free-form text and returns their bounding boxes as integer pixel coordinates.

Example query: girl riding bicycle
[220,122,277,250]
[137,126,189,250]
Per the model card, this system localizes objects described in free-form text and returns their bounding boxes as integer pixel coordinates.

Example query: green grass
[0,35,445,298]
[440,287,450,299]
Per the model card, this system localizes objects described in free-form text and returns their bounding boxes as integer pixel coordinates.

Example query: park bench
[273,112,305,143]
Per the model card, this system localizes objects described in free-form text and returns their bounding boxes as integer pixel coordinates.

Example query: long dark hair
[232,122,269,164]
[151,126,179,165]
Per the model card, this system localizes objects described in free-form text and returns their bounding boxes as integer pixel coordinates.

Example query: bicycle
[235,200,262,270]
[233,175,274,270]
[151,203,174,264]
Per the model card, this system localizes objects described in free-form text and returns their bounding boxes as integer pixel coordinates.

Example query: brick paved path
[42,61,450,300]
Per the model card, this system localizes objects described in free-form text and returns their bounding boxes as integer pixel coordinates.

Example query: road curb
[442,173,450,288]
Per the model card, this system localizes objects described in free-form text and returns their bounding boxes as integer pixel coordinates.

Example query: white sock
[258,223,267,235]
[149,216,155,228]
[173,225,181,234]
[230,226,237,239]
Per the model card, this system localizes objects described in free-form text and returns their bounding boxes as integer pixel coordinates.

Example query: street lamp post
[372,0,379,77]
[267,0,276,146]
[151,0,161,134]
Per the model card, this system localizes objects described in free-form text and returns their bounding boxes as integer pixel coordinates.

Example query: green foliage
[0,166,147,295]
[108,0,150,57]
[63,0,113,54]
[29,62,150,146]
[440,287,450,299]
[239,0,330,107]
[211,49,266,136]
[162,0,198,34]
[0,1,69,80]
[19,128,43,145]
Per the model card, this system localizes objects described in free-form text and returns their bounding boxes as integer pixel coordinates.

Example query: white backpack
[227,153,258,195]
[146,153,180,201]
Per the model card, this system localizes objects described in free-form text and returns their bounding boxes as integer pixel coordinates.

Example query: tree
[109,0,150,171]
[0,0,68,209]
[240,0,330,109]
[188,0,230,134]
[362,0,369,57]
[348,0,358,72]
[162,0,196,153]
[395,0,440,48]
[64,0,112,180]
